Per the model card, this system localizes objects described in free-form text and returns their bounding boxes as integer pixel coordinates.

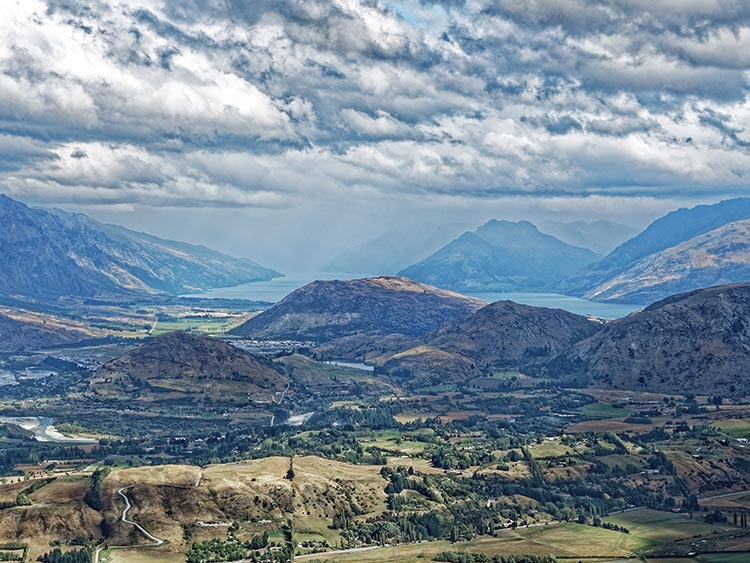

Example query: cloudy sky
[2,0,750,269]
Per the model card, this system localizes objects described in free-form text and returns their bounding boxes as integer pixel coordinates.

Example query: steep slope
[583,220,750,304]
[398,220,598,292]
[0,310,94,352]
[559,198,750,301]
[323,223,467,275]
[230,277,485,360]
[553,284,750,394]
[429,301,601,368]
[90,331,288,404]
[0,194,280,300]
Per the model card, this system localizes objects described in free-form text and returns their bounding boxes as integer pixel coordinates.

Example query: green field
[714,419,750,438]
[357,428,432,455]
[296,522,651,562]
[151,317,242,335]
[603,508,732,543]
[527,439,576,459]
[297,510,742,563]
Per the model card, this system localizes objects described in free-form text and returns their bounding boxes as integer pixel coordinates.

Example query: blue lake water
[190,272,641,319]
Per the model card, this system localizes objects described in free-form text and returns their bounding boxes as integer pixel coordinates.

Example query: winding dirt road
[93,486,164,563]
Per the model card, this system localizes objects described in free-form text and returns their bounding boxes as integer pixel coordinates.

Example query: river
[0,416,98,444]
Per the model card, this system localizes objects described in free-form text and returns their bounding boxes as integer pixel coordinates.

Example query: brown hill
[0,309,94,352]
[230,277,484,360]
[89,331,288,404]
[553,283,750,394]
[382,346,479,387]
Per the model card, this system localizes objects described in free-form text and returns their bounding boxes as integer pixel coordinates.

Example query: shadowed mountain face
[230,277,485,361]
[0,194,280,300]
[398,220,599,292]
[551,284,750,394]
[428,300,601,368]
[90,331,288,404]
[382,301,599,386]
[559,198,750,303]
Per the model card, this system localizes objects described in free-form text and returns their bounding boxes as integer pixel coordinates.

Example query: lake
[189,272,641,319]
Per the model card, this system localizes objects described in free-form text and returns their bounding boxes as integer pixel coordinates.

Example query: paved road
[699,489,750,501]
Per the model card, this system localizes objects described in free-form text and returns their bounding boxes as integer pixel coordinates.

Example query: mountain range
[0,194,280,301]
[398,220,599,292]
[559,198,750,304]
[382,282,750,395]
[83,278,750,397]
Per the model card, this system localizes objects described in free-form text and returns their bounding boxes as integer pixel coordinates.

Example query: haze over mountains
[398,220,599,292]
[539,220,638,255]
[0,194,280,302]
[324,223,468,275]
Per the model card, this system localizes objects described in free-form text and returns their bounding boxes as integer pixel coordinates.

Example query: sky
[2,0,750,270]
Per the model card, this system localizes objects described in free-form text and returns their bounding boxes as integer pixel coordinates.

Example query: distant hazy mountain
[323,224,467,275]
[397,220,599,292]
[581,220,750,304]
[540,220,637,255]
[90,331,288,404]
[559,198,750,304]
[230,276,484,361]
[0,194,280,300]
[551,283,750,394]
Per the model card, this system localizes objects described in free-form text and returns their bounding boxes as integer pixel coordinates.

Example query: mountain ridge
[0,194,281,300]
[559,198,750,302]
